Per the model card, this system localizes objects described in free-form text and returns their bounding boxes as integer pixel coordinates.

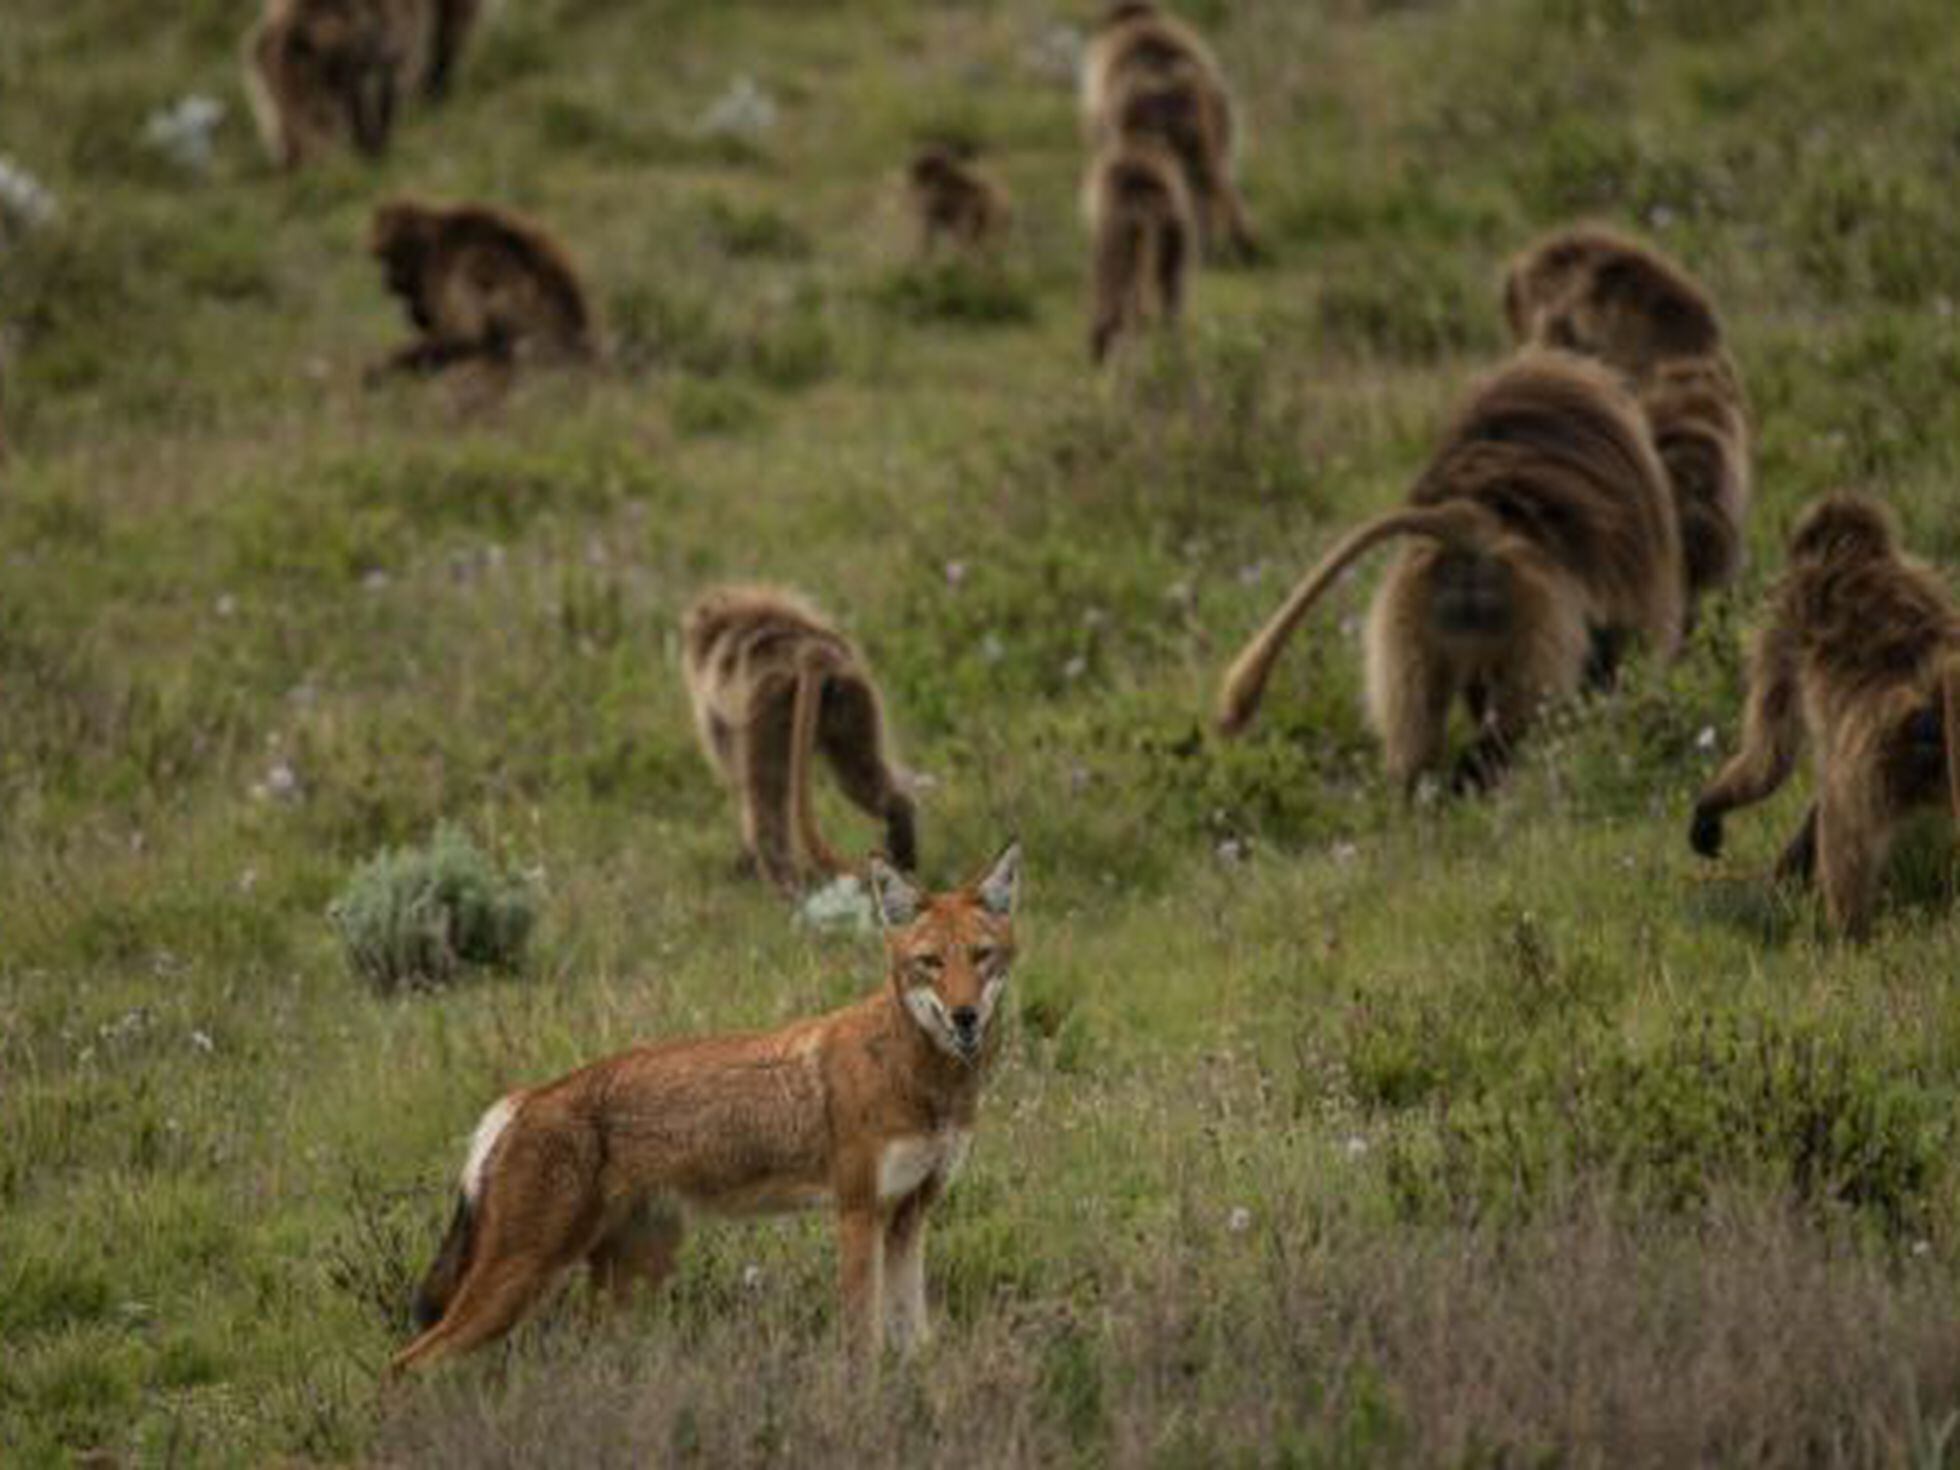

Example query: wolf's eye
[970,945,1002,969]
[908,953,944,977]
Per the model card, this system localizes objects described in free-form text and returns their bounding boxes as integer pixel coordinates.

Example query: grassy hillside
[3,0,1958,1462]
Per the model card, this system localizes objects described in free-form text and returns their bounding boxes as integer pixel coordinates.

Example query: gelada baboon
[243,0,480,169]
[366,198,595,381]
[1083,140,1194,364]
[1081,1,1257,262]
[1504,225,1751,616]
[682,586,917,891]
[1217,350,1684,792]
[907,145,1012,261]
[1689,494,1960,937]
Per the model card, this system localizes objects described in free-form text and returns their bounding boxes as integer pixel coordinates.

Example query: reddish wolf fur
[1690,494,1960,936]
[392,842,1022,1372]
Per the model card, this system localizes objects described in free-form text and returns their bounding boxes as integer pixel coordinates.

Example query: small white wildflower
[1165,579,1192,607]
[362,569,390,593]
[1215,837,1246,866]
[741,1264,766,1291]
[697,76,778,141]
[1062,654,1087,681]
[214,593,238,618]
[1226,1206,1252,1234]
[1695,725,1718,752]
[0,156,58,234]
[190,1030,215,1054]
[237,866,259,894]
[1022,23,1085,84]
[1082,607,1108,631]
[1343,1135,1369,1159]
[944,560,968,588]
[261,760,299,802]
[1911,1239,1931,1258]
[142,94,226,175]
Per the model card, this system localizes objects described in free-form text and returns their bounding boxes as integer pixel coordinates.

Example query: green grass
[2,0,1959,1462]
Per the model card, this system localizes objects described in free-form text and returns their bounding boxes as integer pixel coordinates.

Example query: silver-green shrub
[328,827,535,993]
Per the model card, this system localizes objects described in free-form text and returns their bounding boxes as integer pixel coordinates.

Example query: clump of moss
[328,827,536,993]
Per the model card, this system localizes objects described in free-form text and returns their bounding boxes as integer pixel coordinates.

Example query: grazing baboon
[1689,494,1960,937]
[1504,225,1751,616]
[907,145,1012,261]
[1217,350,1684,793]
[681,586,917,891]
[243,0,480,169]
[365,198,595,381]
[1083,140,1195,364]
[1081,1,1257,262]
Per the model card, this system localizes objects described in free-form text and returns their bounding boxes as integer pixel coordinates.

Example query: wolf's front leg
[835,1206,886,1359]
[884,1190,935,1354]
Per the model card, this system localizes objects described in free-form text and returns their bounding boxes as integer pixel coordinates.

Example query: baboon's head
[1503,236,1610,343]
[276,0,398,157]
[369,200,437,297]
[908,145,965,192]
[1789,493,1895,567]
[870,842,1020,1067]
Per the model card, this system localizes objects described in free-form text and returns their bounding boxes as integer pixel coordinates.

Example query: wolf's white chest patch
[877,1129,971,1202]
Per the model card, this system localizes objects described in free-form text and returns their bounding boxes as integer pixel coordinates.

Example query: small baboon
[366,198,595,381]
[1081,1,1257,262]
[907,145,1012,261]
[1504,225,1751,615]
[1689,494,1960,937]
[681,586,917,891]
[1217,350,1684,792]
[1083,140,1195,364]
[243,0,480,169]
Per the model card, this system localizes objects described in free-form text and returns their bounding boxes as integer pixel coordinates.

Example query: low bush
[327,827,537,993]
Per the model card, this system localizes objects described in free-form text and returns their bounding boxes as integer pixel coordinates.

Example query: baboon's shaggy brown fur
[1082,140,1195,364]
[1690,493,1960,937]
[1504,225,1751,616]
[681,585,917,892]
[1081,1,1257,262]
[366,198,595,381]
[243,0,480,169]
[1218,350,1684,792]
[907,145,1012,261]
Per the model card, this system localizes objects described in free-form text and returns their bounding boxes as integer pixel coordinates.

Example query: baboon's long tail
[790,650,851,881]
[1942,652,1960,827]
[1215,506,1475,737]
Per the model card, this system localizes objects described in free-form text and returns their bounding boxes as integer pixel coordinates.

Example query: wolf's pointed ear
[975,840,1021,918]
[867,857,924,930]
